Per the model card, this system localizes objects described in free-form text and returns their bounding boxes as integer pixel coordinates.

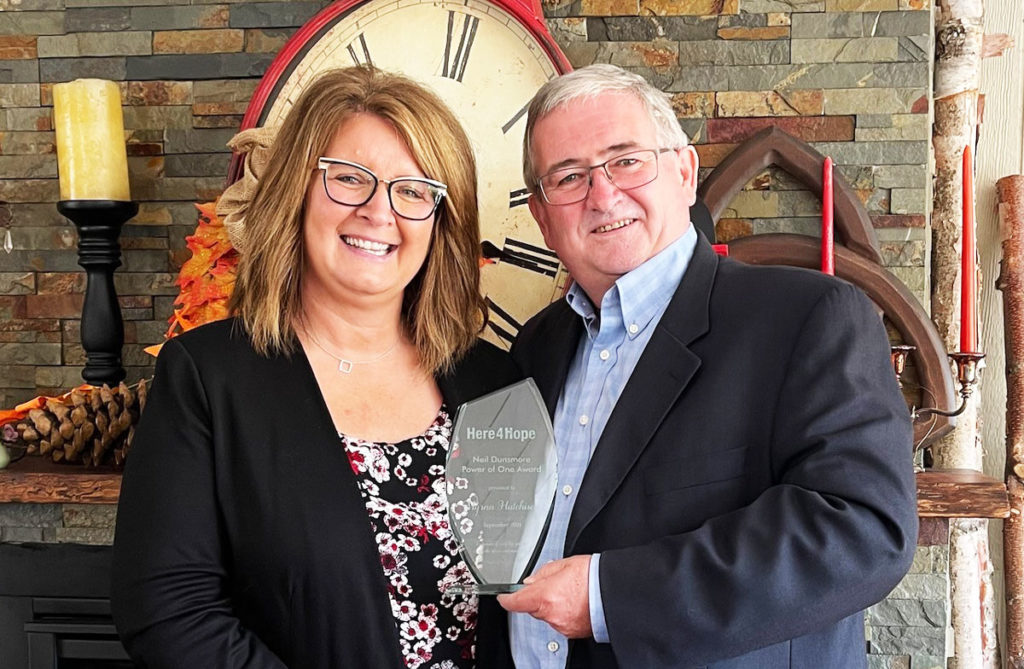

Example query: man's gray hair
[522,64,689,193]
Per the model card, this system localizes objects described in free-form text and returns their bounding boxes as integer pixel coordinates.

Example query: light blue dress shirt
[508,225,697,667]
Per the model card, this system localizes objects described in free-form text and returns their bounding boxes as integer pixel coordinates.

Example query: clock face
[256,0,571,349]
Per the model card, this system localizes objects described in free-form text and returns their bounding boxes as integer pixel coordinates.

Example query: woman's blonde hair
[230,66,485,375]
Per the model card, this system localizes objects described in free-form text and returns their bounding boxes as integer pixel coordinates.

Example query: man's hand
[497,554,594,638]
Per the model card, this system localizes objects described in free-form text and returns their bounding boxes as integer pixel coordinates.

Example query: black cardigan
[111,318,521,668]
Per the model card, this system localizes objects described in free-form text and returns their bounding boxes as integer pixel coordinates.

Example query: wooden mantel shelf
[0,456,121,504]
[0,459,1011,517]
[916,469,1010,519]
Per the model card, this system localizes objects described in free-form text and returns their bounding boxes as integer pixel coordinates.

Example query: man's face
[527,91,698,303]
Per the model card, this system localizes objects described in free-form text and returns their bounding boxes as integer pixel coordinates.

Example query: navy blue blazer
[478,234,917,668]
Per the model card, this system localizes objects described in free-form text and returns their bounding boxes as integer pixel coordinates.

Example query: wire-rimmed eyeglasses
[537,148,674,206]
[317,157,448,221]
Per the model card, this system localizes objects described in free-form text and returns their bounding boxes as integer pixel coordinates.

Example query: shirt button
[579,415,589,426]
[599,349,610,361]
[628,323,639,335]
[547,641,560,653]
[562,484,573,496]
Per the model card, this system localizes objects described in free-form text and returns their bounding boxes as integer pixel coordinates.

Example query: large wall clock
[228,0,572,349]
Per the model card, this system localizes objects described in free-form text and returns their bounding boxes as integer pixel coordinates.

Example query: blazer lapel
[565,236,719,552]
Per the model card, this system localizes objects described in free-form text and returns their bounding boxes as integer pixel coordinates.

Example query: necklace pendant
[338,359,354,374]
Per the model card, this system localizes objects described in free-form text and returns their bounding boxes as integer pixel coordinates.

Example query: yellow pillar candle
[53,79,131,201]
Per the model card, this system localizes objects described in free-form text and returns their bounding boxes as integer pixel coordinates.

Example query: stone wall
[0,0,937,664]
[0,501,114,545]
[867,519,950,669]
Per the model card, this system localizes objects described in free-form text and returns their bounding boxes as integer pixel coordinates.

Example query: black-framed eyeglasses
[537,148,674,206]
[317,157,448,221]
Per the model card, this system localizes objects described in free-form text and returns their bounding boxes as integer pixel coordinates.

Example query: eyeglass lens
[540,149,661,205]
[321,161,442,220]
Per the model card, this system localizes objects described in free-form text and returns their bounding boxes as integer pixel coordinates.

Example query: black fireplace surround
[0,543,131,668]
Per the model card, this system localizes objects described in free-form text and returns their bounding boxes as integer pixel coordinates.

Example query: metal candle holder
[891,346,985,421]
[890,344,916,389]
[57,200,137,386]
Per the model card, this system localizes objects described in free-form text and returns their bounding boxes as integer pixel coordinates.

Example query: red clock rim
[227,0,572,184]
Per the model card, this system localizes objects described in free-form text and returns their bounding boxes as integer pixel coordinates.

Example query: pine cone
[11,379,151,468]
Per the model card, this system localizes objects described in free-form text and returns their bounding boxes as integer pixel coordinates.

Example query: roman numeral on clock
[442,11,479,82]
[485,237,559,278]
[346,33,373,66]
[485,297,521,346]
[502,102,529,134]
[509,188,529,208]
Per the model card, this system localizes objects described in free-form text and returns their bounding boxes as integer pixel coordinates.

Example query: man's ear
[528,193,553,246]
[675,145,699,207]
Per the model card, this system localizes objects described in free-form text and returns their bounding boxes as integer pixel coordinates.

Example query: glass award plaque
[445,378,557,595]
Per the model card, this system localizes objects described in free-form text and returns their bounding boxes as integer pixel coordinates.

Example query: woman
[112,67,520,669]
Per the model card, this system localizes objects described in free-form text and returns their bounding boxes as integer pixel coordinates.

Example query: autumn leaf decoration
[145,200,238,357]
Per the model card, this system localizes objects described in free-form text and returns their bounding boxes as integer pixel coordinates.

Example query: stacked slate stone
[11,381,146,467]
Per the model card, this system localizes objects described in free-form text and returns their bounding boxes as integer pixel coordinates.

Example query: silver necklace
[301,322,400,373]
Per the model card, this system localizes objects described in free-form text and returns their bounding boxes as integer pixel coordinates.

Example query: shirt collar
[564,224,698,340]
[565,282,599,338]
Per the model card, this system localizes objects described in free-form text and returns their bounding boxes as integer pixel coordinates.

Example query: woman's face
[302,113,437,310]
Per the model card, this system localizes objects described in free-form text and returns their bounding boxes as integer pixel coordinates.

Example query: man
[477,64,918,668]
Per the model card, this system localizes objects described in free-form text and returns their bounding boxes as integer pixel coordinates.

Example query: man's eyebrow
[542,141,644,174]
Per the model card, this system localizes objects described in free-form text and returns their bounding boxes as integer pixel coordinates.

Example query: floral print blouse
[341,407,478,669]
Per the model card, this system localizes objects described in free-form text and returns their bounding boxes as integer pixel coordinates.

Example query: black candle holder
[57,200,137,386]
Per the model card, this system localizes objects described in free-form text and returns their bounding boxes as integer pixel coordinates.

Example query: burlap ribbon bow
[216,126,277,254]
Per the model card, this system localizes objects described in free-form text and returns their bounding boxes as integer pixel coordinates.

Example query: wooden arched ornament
[699,126,882,264]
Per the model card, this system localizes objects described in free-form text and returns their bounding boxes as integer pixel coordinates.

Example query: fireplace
[0,543,130,668]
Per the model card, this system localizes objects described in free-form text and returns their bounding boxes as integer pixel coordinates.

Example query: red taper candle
[960,144,977,352]
[821,157,834,275]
